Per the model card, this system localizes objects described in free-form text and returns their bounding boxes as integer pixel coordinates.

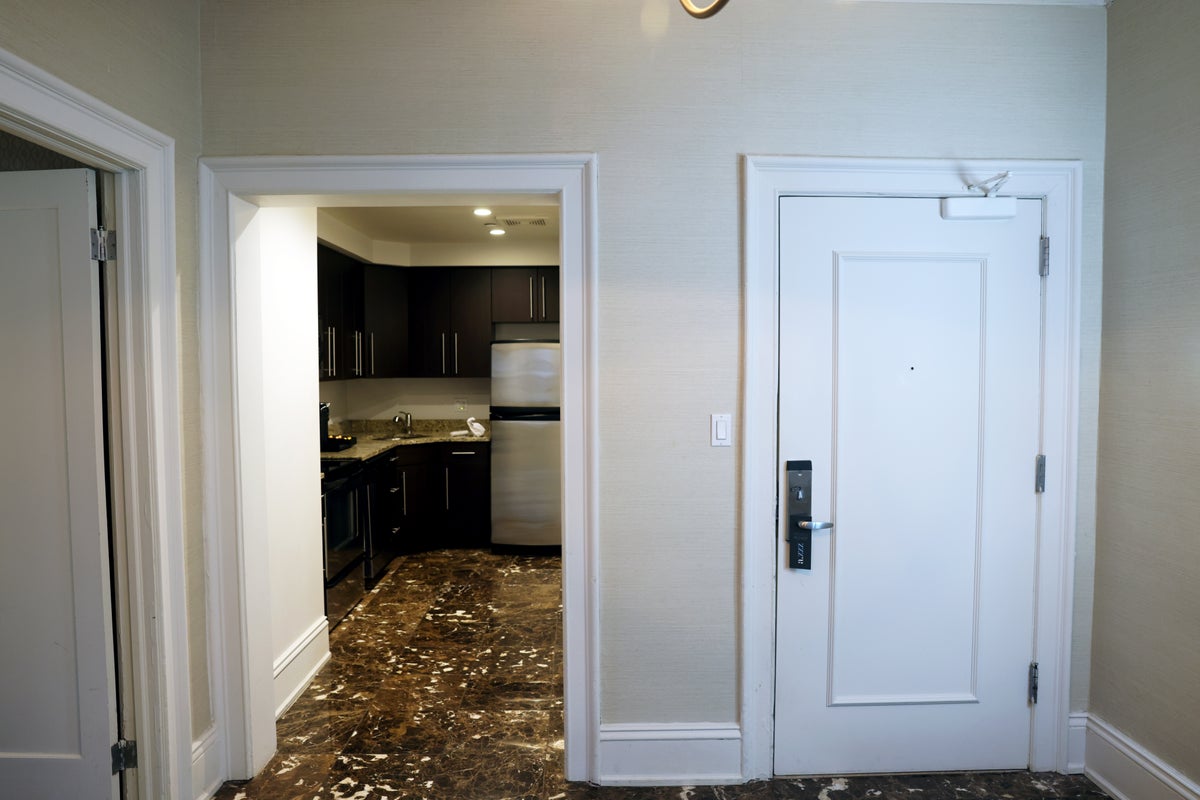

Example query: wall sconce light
[680,0,730,18]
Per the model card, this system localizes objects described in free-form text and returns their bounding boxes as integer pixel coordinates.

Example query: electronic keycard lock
[785,460,834,570]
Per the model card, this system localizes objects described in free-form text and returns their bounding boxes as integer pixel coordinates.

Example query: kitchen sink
[372,433,426,441]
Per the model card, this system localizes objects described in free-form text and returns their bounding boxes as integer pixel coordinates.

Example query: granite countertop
[320,418,490,461]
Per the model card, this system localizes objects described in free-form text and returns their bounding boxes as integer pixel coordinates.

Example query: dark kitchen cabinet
[407,268,492,377]
[317,244,348,381]
[491,267,559,323]
[362,264,409,378]
[374,444,439,553]
[439,442,490,547]
[320,244,411,381]
[318,244,368,381]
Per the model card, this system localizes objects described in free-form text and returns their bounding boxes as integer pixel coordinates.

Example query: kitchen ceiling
[320,204,560,245]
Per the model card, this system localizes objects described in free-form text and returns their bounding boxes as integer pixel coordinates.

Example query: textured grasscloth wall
[1094,0,1200,780]
[0,1,208,737]
[200,1,1106,724]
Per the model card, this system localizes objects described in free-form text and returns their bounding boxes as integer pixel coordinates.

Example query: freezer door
[490,419,562,546]
[491,341,560,407]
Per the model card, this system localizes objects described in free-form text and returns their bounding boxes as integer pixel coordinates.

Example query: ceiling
[320,203,560,245]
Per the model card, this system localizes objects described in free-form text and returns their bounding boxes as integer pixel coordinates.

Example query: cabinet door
[450,268,492,377]
[442,442,490,547]
[340,259,365,378]
[492,267,538,322]
[537,267,560,322]
[407,269,452,376]
[385,445,437,552]
[317,244,345,380]
[363,264,409,377]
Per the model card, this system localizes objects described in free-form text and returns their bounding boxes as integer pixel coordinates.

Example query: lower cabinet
[439,442,491,547]
[369,441,490,556]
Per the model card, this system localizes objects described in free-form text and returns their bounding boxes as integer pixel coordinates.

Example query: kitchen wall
[0,0,209,737]
[201,1,1107,725]
[238,207,328,717]
[1093,0,1200,783]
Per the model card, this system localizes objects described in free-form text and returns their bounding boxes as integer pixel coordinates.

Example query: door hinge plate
[1028,662,1039,705]
[1039,237,1050,277]
[91,226,116,261]
[1035,454,1047,494]
[111,738,137,773]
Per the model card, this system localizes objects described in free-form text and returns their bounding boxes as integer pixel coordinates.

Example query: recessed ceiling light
[489,228,506,236]
[473,207,492,217]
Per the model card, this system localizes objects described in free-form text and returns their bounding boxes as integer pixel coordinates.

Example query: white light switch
[711,413,732,447]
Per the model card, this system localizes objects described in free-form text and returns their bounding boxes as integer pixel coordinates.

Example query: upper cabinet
[362,264,409,378]
[317,244,354,381]
[492,267,559,323]
[407,268,492,377]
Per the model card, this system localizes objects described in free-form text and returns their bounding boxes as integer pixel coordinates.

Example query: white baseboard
[1068,712,1089,773]
[597,723,743,785]
[191,725,223,800]
[1085,714,1200,800]
[272,616,330,719]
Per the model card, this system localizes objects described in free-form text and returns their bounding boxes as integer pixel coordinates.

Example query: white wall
[1093,0,1200,783]
[202,0,1107,728]
[239,207,329,716]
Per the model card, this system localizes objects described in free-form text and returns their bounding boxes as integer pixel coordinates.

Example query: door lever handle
[797,520,834,531]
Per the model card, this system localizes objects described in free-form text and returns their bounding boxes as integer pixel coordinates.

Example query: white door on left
[0,169,119,799]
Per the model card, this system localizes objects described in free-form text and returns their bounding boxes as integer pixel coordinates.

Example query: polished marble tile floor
[214,549,1108,800]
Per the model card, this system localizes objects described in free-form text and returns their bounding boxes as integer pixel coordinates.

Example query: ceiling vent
[501,216,548,227]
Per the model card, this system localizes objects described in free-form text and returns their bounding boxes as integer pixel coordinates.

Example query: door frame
[741,157,1083,779]
[0,48,190,799]
[198,154,600,783]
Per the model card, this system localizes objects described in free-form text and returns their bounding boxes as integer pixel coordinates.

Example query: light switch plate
[711,413,732,447]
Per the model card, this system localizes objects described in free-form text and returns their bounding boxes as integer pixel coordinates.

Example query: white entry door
[0,169,119,798]
[774,196,1043,775]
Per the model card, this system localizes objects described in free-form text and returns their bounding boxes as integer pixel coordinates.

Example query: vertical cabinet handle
[370,332,375,376]
[540,274,547,319]
[402,471,408,516]
[529,275,535,320]
[453,333,459,375]
[331,327,337,377]
[440,332,446,375]
[444,467,450,511]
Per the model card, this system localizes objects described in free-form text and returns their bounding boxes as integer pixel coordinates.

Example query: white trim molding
[0,45,189,800]
[741,156,1083,779]
[1086,715,1200,800]
[598,724,743,786]
[272,618,331,720]
[1068,711,1089,773]
[198,154,600,784]
[191,726,223,800]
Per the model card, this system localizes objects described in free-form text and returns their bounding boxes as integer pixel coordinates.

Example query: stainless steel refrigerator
[490,340,561,550]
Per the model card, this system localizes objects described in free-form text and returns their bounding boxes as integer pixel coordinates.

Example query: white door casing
[774,196,1042,774]
[741,157,1082,780]
[0,46,188,800]
[0,169,117,798]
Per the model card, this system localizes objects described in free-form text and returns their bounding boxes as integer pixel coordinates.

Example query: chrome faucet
[393,411,413,436]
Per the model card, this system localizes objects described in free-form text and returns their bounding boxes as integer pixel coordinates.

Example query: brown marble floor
[214,549,1108,800]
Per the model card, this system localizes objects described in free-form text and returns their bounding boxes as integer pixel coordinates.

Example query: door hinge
[111,739,137,773]
[91,226,117,261]
[1039,236,1050,277]
[1035,454,1047,494]
[1028,662,1040,705]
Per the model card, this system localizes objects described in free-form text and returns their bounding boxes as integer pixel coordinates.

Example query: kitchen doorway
[199,155,599,784]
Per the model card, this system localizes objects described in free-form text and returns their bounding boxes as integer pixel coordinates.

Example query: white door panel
[0,169,118,798]
[774,196,1042,775]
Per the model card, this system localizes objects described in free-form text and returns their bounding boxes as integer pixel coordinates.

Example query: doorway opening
[199,155,599,786]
